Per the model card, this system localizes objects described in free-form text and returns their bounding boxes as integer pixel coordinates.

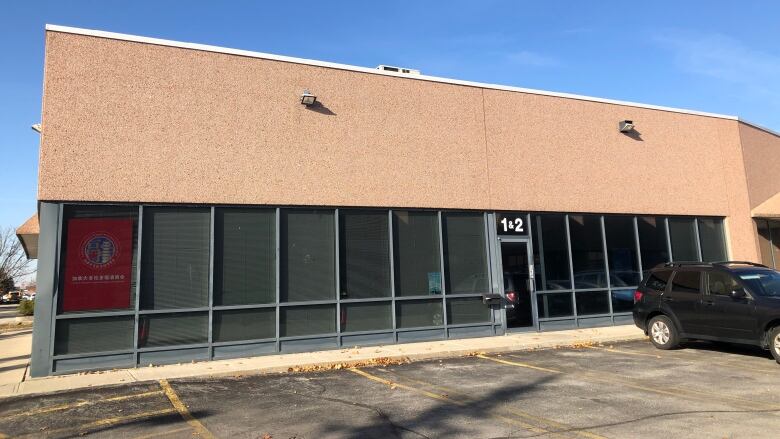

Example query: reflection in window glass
[757,220,774,268]
[59,206,139,313]
[280,305,336,337]
[698,218,727,262]
[214,208,276,306]
[393,211,442,296]
[443,213,489,294]
[341,302,392,332]
[536,292,574,318]
[446,297,491,325]
[671,271,701,294]
[396,300,444,328]
[339,211,391,299]
[575,290,610,315]
[55,316,134,355]
[569,215,607,289]
[637,216,669,274]
[669,218,699,262]
[213,308,275,342]
[611,289,635,313]
[138,313,209,348]
[281,210,335,302]
[604,216,640,287]
[707,272,740,296]
[532,215,571,290]
[141,208,210,310]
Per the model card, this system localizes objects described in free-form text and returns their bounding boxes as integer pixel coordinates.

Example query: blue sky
[1,1,779,230]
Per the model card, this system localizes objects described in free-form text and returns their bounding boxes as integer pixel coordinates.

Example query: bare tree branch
[0,226,36,289]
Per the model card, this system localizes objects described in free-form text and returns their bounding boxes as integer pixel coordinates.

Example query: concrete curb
[2,325,646,399]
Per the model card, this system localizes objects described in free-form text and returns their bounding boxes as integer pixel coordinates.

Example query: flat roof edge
[738,118,780,138]
[45,24,740,121]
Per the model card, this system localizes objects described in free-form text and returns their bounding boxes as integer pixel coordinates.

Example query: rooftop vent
[376,65,420,75]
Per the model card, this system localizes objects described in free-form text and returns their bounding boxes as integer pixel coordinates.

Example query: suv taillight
[633,290,643,303]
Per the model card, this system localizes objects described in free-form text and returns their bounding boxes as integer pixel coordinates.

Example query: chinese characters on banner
[62,218,134,311]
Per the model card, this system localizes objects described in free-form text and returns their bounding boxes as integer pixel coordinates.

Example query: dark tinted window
[393,211,442,296]
[698,218,727,262]
[707,271,740,296]
[669,218,698,262]
[604,216,640,286]
[339,211,391,299]
[569,215,607,289]
[141,208,210,310]
[443,213,489,294]
[637,217,669,273]
[214,208,276,306]
[757,220,774,268]
[532,214,571,290]
[280,210,335,302]
[671,270,701,293]
[645,269,672,291]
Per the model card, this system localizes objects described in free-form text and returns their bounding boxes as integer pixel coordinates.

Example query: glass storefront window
[604,216,640,287]
[569,215,607,289]
[532,214,571,290]
[442,213,489,294]
[138,312,209,348]
[396,299,444,328]
[341,302,392,332]
[575,290,610,316]
[446,297,491,325]
[536,292,574,318]
[698,218,727,262]
[772,221,780,269]
[214,208,276,306]
[610,289,635,313]
[213,308,276,342]
[280,305,336,337]
[339,211,391,299]
[393,211,442,296]
[757,220,774,268]
[637,216,669,274]
[669,218,699,262]
[280,210,336,302]
[55,316,134,355]
[141,207,210,310]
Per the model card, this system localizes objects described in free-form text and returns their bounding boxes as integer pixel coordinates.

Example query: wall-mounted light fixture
[31,123,42,133]
[300,90,317,106]
[618,120,635,133]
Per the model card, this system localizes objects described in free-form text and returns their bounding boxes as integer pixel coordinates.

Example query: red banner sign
[62,218,134,312]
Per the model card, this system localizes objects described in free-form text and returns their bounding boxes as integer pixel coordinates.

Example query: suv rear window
[645,269,672,291]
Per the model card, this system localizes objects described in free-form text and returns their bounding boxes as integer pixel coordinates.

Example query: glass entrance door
[500,240,535,329]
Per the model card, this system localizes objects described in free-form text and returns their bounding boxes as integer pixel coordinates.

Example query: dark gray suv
[633,261,780,363]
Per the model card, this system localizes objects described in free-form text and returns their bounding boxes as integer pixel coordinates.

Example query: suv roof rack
[659,261,769,269]
[712,261,769,268]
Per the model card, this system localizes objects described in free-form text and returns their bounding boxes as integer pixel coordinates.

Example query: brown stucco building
[22,25,780,376]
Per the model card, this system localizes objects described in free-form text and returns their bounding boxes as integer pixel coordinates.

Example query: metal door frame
[496,236,539,333]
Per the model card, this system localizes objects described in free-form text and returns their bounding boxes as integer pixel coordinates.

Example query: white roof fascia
[45,24,743,121]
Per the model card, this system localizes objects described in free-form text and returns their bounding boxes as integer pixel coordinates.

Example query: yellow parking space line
[2,389,165,419]
[159,379,216,439]
[584,345,664,358]
[476,354,563,374]
[585,345,778,374]
[16,408,178,439]
[383,370,607,439]
[132,426,194,439]
[487,354,780,412]
[348,368,555,436]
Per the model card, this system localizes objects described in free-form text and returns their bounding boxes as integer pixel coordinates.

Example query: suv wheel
[648,315,679,350]
[769,327,780,364]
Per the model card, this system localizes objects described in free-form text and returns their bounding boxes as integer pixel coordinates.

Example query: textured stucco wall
[738,123,780,211]
[39,31,763,260]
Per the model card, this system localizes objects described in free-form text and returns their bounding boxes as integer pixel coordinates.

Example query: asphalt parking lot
[1,339,779,439]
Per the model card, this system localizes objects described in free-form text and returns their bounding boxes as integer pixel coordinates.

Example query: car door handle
[702,300,714,306]
[661,296,674,302]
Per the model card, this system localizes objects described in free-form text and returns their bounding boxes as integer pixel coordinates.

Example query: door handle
[702,300,714,306]
[661,296,674,302]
